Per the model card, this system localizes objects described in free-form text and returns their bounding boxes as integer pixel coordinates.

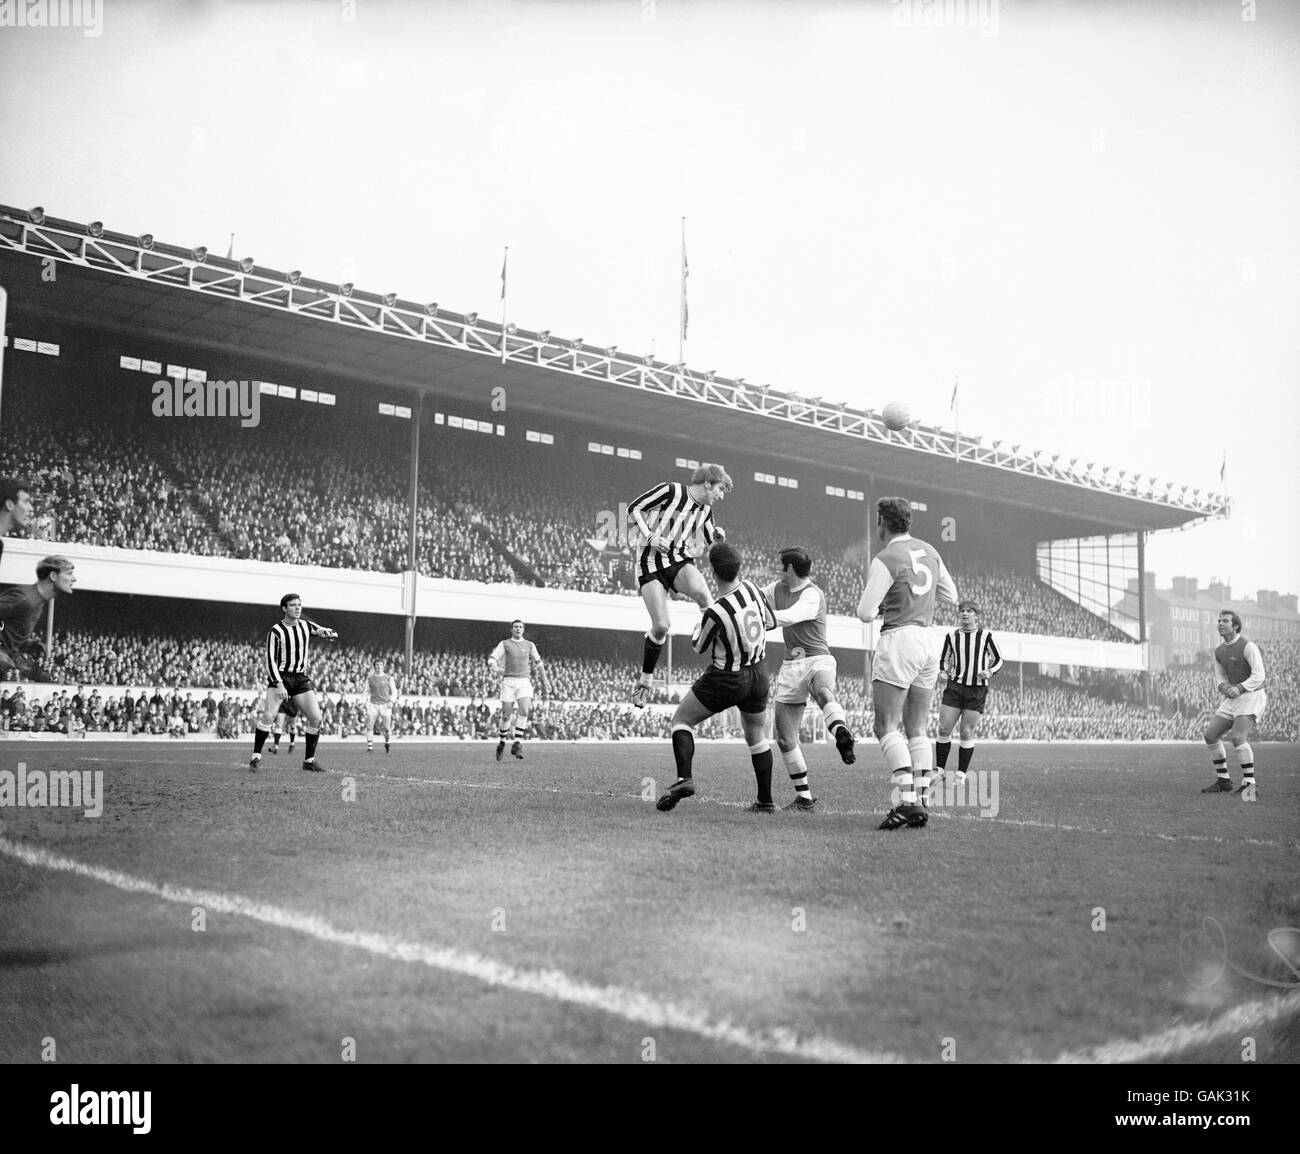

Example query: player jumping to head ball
[627,464,732,708]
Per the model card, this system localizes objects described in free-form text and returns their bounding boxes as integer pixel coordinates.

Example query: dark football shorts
[941,682,988,714]
[277,695,299,718]
[275,672,315,699]
[691,664,770,716]
[638,557,694,591]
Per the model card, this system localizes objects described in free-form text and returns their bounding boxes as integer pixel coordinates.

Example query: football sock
[1236,744,1254,780]
[499,727,510,741]
[908,736,931,805]
[514,724,527,743]
[822,704,847,734]
[880,732,915,804]
[253,726,270,755]
[880,730,910,771]
[671,724,695,779]
[750,740,774,805]
[935,739,952,768]
[781,746,812,799]
[642,632,666,676]
[1207,740,1228,779]
[958,742,975,774]
[304,730,319,762]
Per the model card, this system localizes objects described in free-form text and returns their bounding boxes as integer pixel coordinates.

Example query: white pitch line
[0,834,901,1065]
[1050,994,1300,1063]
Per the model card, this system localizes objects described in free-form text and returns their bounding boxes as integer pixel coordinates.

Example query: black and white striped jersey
[940,627,1004,686]
[693,580,773,672]
[265,618,330,684]
[628,481,717,582]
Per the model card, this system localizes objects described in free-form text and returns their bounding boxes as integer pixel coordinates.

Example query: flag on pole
[1219,452,1226,483]
[950,379,958,410]
[225,234,234,261]
[679,217,689,362]
[500,246,509,363]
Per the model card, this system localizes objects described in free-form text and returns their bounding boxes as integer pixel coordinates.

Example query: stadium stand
[1,372,1132,641]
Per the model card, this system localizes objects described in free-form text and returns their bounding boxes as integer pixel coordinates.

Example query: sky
[1,0,1297,598]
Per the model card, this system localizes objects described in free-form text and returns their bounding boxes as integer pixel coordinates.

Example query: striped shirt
[693,579,773,671]
[941,627,1004,686]
[264,618,330,684]
[628,481,717,583]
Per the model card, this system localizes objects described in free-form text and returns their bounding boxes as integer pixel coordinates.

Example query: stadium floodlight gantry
[0,205,1224,521]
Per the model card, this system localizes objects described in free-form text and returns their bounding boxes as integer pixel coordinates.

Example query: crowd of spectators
[1,393,1136,642]
[7,620,1292,742]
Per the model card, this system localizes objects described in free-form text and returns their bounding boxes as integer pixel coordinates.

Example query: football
[882,402,911,431]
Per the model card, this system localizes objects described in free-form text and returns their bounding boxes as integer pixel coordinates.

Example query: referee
[250,593,338,774]
[935,600,1003,783]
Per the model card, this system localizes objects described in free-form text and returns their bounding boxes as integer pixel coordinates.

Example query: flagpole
[678,216,687,367]
[501,245,509,364]
[952,375,960,461]
[1221,451,1228,514]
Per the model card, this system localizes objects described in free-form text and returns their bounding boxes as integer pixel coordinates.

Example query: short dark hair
[877,497,912,535]
[373,658,386,667]
[37,554,73,582]
[511,619,524,627]
[1218,610,1242,632]
[280,593,301,609]
[958,600,980,614]
[1,476,31,509]
[708,542,742,584]
[779,547,812,578]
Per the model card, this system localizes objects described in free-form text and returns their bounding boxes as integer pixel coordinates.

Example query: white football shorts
[774,654,837,705]
[872,626,941,690]
[499,676,534,704]
[1214,688,1267,722]
[367,704,394,729]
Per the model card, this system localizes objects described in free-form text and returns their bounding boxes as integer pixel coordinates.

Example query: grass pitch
[1,739,1296,1064]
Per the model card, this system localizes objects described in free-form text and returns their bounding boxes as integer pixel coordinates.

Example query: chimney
[1208,580,1226,603]
[1281,594,1298,613]
[1172,576,1188,597]
[1187,577,1198,597]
